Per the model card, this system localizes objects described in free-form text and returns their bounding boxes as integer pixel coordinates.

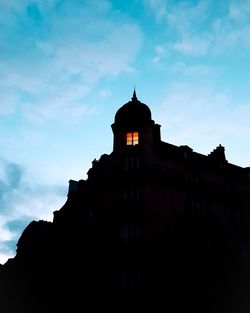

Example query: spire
[132,86,137,101]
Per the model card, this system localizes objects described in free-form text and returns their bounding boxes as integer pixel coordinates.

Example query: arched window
[126,132,139,146]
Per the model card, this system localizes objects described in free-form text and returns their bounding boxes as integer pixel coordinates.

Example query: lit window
[126,132,139,146]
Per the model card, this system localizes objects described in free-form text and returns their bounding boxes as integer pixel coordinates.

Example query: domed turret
[114,90,152,127]
[111,90,161,154]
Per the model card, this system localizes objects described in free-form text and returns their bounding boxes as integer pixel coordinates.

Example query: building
[1,91,250,312]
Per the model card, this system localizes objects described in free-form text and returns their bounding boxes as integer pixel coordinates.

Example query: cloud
[0,89,18,116]
[146,0,168,22]
[171,62,215,78]
[229,0,250,22]
[0,0,143,122]
[152,45,166,63]
[5,163,23,189]
[0,158,67,264]
[0,161,23,213]
[0,239,17,262]
[172,35,210,55]
[4,216,33,235]
[146,0,250,56]
[154,82,250,166]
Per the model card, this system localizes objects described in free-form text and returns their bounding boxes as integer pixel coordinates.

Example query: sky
[0,0,250,264]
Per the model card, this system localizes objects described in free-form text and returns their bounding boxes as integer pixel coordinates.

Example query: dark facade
[1,91,250,312]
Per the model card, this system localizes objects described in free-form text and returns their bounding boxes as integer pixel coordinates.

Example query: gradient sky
[0,0,250,263]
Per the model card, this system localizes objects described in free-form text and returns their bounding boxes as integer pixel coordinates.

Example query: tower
[111,90,161,158]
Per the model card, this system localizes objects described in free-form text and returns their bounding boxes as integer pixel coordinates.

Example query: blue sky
[0,0,250,263]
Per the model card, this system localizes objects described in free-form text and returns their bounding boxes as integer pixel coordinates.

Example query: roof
[114,90,152,127]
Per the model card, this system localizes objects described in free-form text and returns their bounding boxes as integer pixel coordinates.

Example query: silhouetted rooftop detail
[16,220,52,258]
[132,86,137,101]
[114,90,152,127]
[208,144,227,162]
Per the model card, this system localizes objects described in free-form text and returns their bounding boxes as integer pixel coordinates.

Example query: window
[120,225,143,241]
[191,200,206,217]
[185,172,199,184]
[120,265,143,289]
[122,155,140,170]
[126,132,139,146]
[121,187,140,203]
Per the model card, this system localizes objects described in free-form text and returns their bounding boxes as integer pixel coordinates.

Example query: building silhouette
[1,91,250,312]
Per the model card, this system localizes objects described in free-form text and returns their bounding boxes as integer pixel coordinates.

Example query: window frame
[126,132,139,146]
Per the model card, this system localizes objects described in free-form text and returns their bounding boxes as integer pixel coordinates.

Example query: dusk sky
[1,0,250,263]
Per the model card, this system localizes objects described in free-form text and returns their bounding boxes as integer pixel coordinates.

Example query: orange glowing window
[126,132,139,146]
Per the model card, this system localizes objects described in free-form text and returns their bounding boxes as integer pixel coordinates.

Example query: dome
[114,91,152,127]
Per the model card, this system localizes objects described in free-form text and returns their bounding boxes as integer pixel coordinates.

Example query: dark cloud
[0,180,8,205]
[0,239,17,256]
[4,216,34,235]
[6,162,23,189]
[0,158,67,215]
[0,158,67,263]
[0,160,24,213]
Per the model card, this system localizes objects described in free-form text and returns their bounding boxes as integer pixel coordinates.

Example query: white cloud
[154,82,250,166]
[172,35,210,55]
[166,0,208,33]
[146,0,168,22]
[171,62,215,77]
[0,89,18,116]
[99,89,111,98]
[229,0,250,22]
[146,0,213,56]
[147,0,250,56]
[50,23,142,78]
[22,82,92,124]
[0,0,143,122]
[152,45,166,63]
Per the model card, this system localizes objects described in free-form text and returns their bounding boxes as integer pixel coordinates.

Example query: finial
[132,85,137,101]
